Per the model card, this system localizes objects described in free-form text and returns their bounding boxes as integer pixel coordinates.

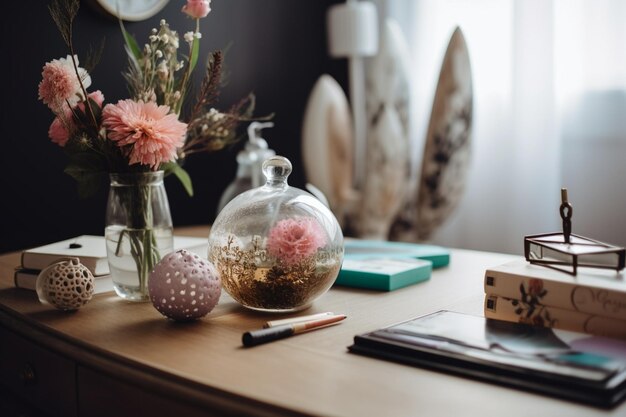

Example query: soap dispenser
[216,122,276,214]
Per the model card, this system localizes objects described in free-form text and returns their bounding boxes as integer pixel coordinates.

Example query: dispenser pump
[216,122,276,214]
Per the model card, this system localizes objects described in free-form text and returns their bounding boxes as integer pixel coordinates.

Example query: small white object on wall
[85,0,170,21]
[327,0,378,191]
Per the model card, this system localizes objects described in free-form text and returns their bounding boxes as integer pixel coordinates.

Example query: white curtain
[377,0,626,254]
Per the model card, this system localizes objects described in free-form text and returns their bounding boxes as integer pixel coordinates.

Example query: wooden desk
[0,226,623,416]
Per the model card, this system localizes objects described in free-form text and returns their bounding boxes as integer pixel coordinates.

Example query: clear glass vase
[105,171,174,301]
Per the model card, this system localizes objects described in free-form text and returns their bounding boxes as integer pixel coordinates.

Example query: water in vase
[105,225,174,301]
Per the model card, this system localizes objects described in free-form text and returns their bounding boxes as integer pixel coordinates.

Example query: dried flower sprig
[48,0,79,49]
[184,95,256,156]
[190,50,224,121]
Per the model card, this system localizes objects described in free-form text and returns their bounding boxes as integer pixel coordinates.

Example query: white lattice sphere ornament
[148,249,221,321]
[35,258,95,311]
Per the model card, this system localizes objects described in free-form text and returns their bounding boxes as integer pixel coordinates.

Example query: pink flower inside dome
[266,217,328,266]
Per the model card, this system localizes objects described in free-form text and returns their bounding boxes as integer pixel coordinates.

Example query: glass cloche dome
[208,156,344,312]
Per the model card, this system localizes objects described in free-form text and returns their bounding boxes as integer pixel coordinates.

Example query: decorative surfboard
[391,26,473,241]
[358,18,412,239]
[301,74,359,228]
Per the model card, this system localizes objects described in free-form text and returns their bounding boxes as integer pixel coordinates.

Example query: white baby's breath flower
[161,34,169,44]
[149,35,158,42]
[202,124,209,132]
[194,32,202,39]
[160,19,166,26]
[208,108,225,122]
[184,32,194,43]
[156,61,169,80]
[175,61,184,71]
[144,44,151,54]
[173,91,181,100]
[155,50,163,58]
[151,28,157,34]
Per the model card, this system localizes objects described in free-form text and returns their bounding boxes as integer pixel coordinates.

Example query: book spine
[21,252,56,271]
[22,253,108,276]
[484,269,626,321]
[484,294,626,340]
[14,271,37,291]
[14,272,114,295]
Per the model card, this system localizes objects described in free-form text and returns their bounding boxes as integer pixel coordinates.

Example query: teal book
[344,239,450,268]
[335,258,432,291]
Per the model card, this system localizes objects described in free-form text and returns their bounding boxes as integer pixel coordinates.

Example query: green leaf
[189,37,200,74]
[162,162,194,197]
[119,20,142,61]
[64,152,106,198]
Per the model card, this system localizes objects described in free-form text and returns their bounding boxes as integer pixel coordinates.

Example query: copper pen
[263,312,335,328]
[242,314,347,347]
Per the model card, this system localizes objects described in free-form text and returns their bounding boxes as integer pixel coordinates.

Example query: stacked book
[16,235,113,294]
[14,235,208,295]
[483,258,626,340]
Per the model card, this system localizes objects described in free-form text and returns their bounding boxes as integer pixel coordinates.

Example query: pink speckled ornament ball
[148,249,221,321]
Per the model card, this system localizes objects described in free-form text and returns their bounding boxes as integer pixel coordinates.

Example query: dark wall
[1,0,346,253]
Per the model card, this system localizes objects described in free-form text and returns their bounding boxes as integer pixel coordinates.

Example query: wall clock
[85,0,170,22]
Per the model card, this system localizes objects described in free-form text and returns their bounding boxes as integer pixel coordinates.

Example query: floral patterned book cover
[484,258,626,321]
[484,294,626,340]
[349,310,626,408]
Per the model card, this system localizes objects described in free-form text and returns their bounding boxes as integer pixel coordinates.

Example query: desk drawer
[0,326,77,417]
[77,366,219,417]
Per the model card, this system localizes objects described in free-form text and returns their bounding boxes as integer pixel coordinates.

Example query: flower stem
[112,178,162,297]
[175,18,200,116]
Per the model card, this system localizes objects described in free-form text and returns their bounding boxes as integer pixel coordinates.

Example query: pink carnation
[266,217,327,266]
[47,90,105,147]
[102,99,187,169]
[75,90,105,115]
[85,90,105,107]
[48,115,72,147]
[182,0,211,18]
[38,55,91,113]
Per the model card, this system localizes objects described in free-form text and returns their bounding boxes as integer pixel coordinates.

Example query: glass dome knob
[262,156,292,185]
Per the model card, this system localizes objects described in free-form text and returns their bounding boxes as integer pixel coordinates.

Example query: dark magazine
[349,310,626,408]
